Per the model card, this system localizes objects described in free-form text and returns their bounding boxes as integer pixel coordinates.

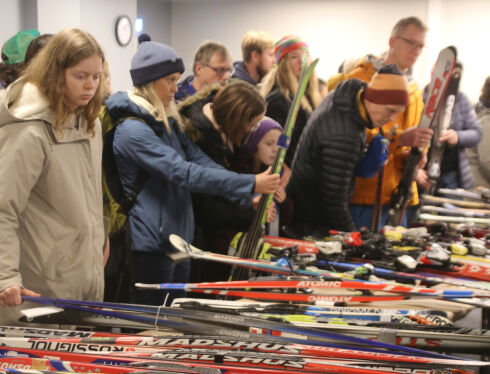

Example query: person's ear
[195,61,203,76]
[251,50,259,63]
[388,36,396,49]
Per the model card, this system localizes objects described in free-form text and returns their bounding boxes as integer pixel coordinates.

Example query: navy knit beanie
[130,34,185,87]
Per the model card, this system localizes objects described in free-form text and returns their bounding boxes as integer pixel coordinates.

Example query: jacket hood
[232,61,256,85]
[178,85,220,133]
[0,79,56,128]
[105,90,168,136]
[332,78,372,130]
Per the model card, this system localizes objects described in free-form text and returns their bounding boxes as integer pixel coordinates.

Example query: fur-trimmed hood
[178,84,221,142]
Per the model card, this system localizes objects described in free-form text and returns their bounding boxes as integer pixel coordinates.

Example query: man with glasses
[329,16,433,229]
[175,41,233,102]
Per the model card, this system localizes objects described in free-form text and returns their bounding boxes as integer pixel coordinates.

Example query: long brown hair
[22,28,105,135]
[260,53,322,113]
[212,81,266,146]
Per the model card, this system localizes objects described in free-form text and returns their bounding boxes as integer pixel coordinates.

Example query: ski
[231,57,320,281]
[425,64,462,195]
[135,279,488,298]
[420,194,490,210]
[420,205,490,218]
[438,187,490,203]
[170,299,454,320]
[21,296,466,360]
[388,46,457,225]
[0,347,452,374]
[418,212,490,226]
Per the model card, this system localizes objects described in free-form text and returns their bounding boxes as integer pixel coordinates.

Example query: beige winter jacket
[0,80,104,322]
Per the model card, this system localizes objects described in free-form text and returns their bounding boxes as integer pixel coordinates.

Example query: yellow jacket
[329,55,424,205]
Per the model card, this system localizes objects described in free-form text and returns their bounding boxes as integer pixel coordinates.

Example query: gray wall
[137,0,172,46]
[1,0,137,92]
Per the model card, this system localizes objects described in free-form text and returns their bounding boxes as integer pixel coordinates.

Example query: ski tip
[134,282,168,289]
[447,45,457,55]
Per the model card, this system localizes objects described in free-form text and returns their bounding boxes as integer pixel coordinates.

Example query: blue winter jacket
[175,75,196,102]
[106,91,256,254]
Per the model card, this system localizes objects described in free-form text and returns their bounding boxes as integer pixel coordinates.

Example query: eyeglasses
[204,65,235,76]
[396,36,426,51]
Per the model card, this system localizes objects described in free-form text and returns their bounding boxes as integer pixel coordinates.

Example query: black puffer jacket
[288,79,371,234]
[265,87,311,166]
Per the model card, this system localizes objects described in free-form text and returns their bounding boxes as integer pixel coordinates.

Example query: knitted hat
[274,35,308,64]
[364,64,409,106]
[130,34,185,86]
[244,117,283,155]
[2,29,40,65]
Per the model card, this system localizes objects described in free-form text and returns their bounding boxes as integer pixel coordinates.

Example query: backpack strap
[117,116,154,215]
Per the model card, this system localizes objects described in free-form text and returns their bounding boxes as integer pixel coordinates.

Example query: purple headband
[245,117,283,155]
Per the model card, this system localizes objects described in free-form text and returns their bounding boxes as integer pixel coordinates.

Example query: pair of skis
[388,46,457,225]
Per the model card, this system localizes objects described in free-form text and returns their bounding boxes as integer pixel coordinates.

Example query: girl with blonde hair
[0,28,106,322]
[261,35,322,166]
[105,35,278,305]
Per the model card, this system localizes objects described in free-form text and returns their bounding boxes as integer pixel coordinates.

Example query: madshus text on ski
[0,14,489,374]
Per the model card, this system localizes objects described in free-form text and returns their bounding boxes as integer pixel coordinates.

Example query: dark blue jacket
[231,61,256,85]
[106,91,255,254]
[175,75,196,102]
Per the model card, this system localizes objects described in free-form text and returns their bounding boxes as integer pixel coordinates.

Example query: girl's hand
[280,164,292,188]
[254,167,279,194]
[265,202,277,223]
[0,286,40,307]
[274,185,287,203]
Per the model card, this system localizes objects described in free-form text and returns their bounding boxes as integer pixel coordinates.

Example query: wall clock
[115,15,132,47]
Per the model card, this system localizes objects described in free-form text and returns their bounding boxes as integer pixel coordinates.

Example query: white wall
[170,0,428,89]
[167,0,490,103]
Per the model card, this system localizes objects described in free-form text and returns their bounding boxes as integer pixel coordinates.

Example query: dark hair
[481,76,490,107]
[0,60,24,87]
[1,34,53,88]
[24,34,53,64]
[212,81,266,146]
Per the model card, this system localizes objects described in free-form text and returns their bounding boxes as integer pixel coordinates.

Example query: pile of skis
[0,315,488,373]
[420,187,490,226]
[1,229,489,372]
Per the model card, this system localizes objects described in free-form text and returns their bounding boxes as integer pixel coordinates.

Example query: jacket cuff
[0,273,23,294]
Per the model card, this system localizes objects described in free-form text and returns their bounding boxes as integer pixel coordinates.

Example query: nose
[171,81,178,93]
[389,112,399,122]
[85,77,96,90]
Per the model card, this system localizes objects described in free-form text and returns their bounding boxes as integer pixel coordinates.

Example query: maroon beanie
[364,64,409,106]
[244,117,283,155]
